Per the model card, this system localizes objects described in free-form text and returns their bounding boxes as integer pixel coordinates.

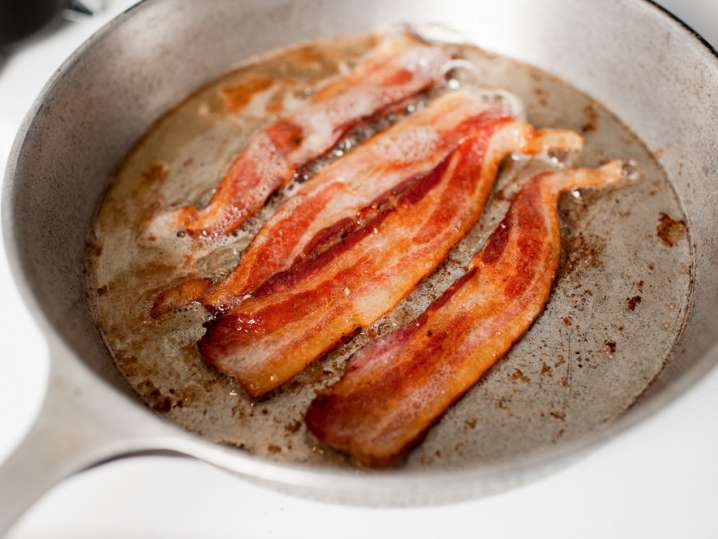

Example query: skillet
[1,0,718,532]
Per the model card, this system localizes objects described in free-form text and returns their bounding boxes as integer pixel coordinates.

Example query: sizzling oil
[87,33,691,468]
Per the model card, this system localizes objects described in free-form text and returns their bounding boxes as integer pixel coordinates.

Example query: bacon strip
[202,91,519,312]
[146,33,452,240]
[198,120,583,398]
[305,161,626,465]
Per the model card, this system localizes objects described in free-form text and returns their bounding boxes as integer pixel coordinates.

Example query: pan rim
[3,0,718,494]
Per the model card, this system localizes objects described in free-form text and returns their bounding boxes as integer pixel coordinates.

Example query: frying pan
[1,0,717,533]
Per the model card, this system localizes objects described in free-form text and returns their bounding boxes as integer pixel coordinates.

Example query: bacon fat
[203,90,519,312]
[198,118,583,398]
[305,161,626,465]
[146,33,452,240]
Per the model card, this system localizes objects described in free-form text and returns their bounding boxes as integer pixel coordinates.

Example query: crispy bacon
[203,91,518,312]
[305,161,626,466]
[198,118,583,398]
[146,33,452,240]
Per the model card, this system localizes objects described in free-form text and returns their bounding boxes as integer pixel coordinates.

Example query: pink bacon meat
[198,119,583,398]
[305,161,626,465]
[147,32,452,239]
[203,90,519,312]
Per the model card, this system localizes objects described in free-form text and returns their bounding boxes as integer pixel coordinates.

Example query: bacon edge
[198,122,584,398]
[146,33,452,240]
[305,161,627,466]
[201,91,520,313]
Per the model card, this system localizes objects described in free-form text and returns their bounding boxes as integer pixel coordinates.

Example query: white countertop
[1,1,717,537]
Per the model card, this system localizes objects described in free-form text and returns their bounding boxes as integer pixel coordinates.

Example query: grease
[87,33,692,468]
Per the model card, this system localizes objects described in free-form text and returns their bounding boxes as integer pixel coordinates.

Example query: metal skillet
[1,0,717,532]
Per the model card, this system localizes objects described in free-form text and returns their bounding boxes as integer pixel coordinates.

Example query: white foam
[371,125,439,163]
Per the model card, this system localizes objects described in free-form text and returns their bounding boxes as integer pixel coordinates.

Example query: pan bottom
[86,34,691,469]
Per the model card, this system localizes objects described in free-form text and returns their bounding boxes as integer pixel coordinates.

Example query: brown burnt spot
[678,161,684,176]
[116,353,141,377]
[492,188,508,202]
[540,362,553,377]
[627,295,642,311]
[553,428,566,441]
[580,104,598,134]
[96,285,108,296]
[173,385,199,409]
[555,355,566,368]
[562,315,573,327]
[532,85,549,107]
[285,420,302,434]
[267,444,282,454]
[464,418,477,430]
[496,397,510,410]
[549,411,566,421]
[604,340,617,356]
[231,400,244,418]
[182,157,194,168]
[636,280,644,292]
[221,76,275,114]
[657,212,686,247]
[510,368,530,383]
[142,162,168,183]
[87,240,103,258]
[560,232,606,276]
[138,380,172,413]
[560,375,569,387]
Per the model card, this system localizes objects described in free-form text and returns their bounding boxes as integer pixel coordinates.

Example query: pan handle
[0,340,176,535]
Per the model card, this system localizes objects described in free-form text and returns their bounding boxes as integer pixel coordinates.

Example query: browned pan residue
[86,33,692,469]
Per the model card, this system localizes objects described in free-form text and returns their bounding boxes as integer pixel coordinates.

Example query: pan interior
[86,34,692,469]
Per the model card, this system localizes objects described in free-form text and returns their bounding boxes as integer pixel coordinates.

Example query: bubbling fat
[144,82,526,263]
[87,31,691,468]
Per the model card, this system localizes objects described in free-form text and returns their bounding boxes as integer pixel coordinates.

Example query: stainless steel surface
[2,0,718,532]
